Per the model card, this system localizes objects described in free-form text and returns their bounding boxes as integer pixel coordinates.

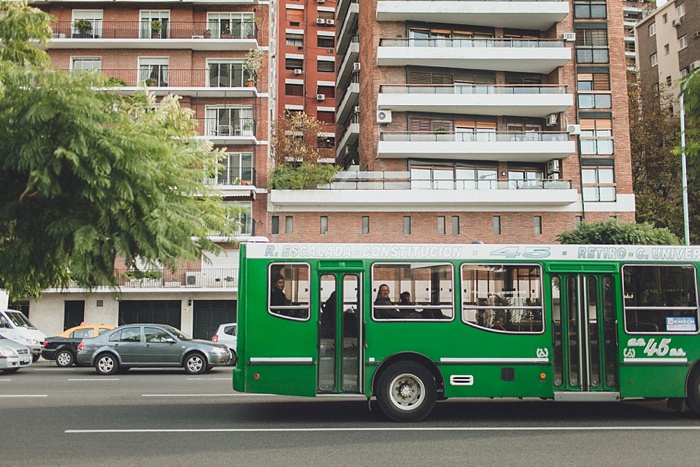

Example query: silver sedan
[76,324,232,375]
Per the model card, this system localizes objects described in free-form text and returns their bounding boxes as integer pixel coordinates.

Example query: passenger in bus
[374,284,393,307]
[375,286,420,319]
[270,274,291,307]
[320,292,337,338]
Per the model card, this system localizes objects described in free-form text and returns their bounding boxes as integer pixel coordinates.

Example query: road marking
[0,395,48,398]
[66,426,700,434]
[67,378,120,381]
[186,378,231,381]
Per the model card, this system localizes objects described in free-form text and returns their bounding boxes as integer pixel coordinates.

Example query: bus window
[268,263,310,320]
[461,264,543,333]
[371,263,454,320]
[623,265,699,333]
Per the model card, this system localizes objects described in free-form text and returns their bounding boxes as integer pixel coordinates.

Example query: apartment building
[636,0,700,110]
[276,0,337,155]
[269,0,634,245]
[26,0,270,338]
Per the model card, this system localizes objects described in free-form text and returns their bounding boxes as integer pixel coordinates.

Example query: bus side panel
[440,365,553,399]
[618,365,688,398]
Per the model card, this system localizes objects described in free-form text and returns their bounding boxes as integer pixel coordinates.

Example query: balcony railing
[51,20,257,40]
[379,38,565,48]
[380,131,570,142]
[63,68,255,88]
[206,168,257,187]
[321,172,571,190]
[205,118,256,137]
[111,268,240,289]
[380,84,568,94]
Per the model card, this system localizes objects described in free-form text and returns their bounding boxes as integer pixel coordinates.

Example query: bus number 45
[643,338,671,357]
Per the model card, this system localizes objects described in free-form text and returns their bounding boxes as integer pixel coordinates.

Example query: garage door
[119,300,181,329]
[193,300,236,340]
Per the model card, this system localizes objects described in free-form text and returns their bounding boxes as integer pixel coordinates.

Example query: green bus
[233,242,700,421]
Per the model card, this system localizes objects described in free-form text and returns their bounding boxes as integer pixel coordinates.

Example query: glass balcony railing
[379,37,565,48]
[64,68,256,88]
[51,20,257,40]
[380,131,570,142]
[380,84,568,94]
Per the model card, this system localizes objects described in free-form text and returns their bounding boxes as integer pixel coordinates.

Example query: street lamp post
[680,68,699,246]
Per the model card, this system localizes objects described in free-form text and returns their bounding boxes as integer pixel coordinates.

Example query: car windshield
[163,326,191,341]
[5,311,34,328]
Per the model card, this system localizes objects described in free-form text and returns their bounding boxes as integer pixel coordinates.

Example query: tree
[269,111,339,189]
[0,2,231,300]
[676,71,700,243]
[557,220,680,245]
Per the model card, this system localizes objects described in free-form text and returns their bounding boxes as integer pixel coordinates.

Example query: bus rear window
[268,263,310,320]
[461,264,543,333]
[623,265,699,333]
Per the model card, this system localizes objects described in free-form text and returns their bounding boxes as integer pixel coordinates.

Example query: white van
[0,309,46,362]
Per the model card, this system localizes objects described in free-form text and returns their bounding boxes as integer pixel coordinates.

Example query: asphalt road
[2,360,700,466]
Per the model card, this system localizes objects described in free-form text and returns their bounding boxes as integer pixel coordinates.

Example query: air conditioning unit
[548,173,560,180]
[327,48,334,54]
[567,124,581,135]
[376,110,392,124]
[317,18,325,25]
[293,68,303,75]
[691,60,700,71]
[316,94,326,101]
[326,19,335,26]
[353,105,360,114]
[672,17,682,27]
[186,272,201,287]
[352,62,361,72]
[547,160,560,174]
[562,32,576,42]
[545,113,558,126]
[693,31,700,39]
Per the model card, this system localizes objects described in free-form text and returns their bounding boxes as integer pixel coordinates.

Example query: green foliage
[105,77,127,86]
[243,49,264,81]
[557,220,681,245]
[269,163,338,190]
[0,1,52,68]
[0,5,232,300]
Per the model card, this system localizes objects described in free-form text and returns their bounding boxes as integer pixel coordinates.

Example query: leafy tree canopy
[557,220,681,245]
[0,2,231,300]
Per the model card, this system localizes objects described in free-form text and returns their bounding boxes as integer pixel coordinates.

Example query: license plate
[21,356,31,364]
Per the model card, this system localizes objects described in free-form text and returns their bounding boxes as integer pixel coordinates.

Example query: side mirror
[165,337,176,344]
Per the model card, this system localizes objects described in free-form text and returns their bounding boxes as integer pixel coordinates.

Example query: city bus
[232,242,700,421]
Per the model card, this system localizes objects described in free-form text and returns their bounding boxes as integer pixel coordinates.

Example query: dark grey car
[76,324,232,375]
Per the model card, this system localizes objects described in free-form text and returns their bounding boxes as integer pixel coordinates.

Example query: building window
[582,166,616,202]
[285,58,303,71]
[271,216,279,235]
[285,33,303,47]
[677,3,685,18]
[71,57,101,72]
[317,85,335,98]
[410,163,498,190]
[493,216,501,235]
[580,118,614,155]
[649,23,656,37]
[664,44,670,55]
[317,36,335,48]
[205,107,254,137]
[223,201,253,235]
[680,36,688,50]
[651,53,658,67]
[662,13,668,24]
[207,12,254,39]
[285,83,304,96]
[285,216,293,234]
[666,76,673,87]
[403,216,411,235]
[362,216,370,235]
[214,152,253,186]
[573,1,607,19]
[317,60,335,73]
[320,216,328,234]
[139,57,169,87]
[317,111,335,124]
[578,94,612,109]
[534,216,542,235]
[575,29,609,64]
[452,216,460,235]
[438,216,446,235]
[208,61,245,87]
[317,135,335,149]
[577,72,610,91]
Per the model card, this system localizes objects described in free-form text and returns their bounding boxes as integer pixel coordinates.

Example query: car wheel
[55,349,74,367]
[95,353,118,375]
[687,368,700,416]
[229,350,237,366]
[184,352,206,375]
[376,361,437,422]
[31,354,40,363]
[2,368,20,374]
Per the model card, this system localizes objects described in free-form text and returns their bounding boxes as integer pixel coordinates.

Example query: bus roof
[245,243,700,262]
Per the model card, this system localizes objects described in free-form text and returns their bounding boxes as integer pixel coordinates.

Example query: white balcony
[377,1,569,31]
[377,38,571,74]
[378,84,572,118]
[336,81,360,124]
[377,132,575,162]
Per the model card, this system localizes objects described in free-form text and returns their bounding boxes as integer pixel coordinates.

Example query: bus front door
[551,274,619,398]
[318,273,362,394]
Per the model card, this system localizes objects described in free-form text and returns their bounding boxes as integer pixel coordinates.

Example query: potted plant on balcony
[221,24,232,39]
[151,20,163,39]
[243,48,264,87]
[203,29,212,39]
[73,18,93,38]
[145,78,158,87]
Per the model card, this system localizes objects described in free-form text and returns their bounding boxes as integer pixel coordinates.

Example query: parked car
[211,323,237,364]
[76,324,232,375]
[0,335,33,373]
[0,309,46,362]
[42,324,116,367]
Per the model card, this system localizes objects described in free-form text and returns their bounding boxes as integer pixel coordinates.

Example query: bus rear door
[549,271,619,400]
[318,271,363,394]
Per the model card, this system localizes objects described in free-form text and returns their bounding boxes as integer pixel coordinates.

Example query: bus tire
[687,368,700,416]
[376,361,436,422]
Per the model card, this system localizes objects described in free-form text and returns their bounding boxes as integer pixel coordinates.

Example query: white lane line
[66,426,700,434]
[0,395,48,398]
[67,378,120,381]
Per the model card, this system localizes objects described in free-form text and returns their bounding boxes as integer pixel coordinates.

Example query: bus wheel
[377,361,436,422]
[687,369,700,416]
